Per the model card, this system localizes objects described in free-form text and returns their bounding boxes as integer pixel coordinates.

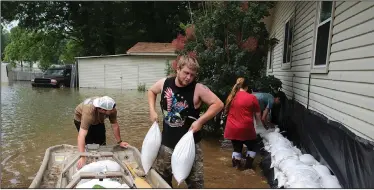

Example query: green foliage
[1,25,11,60]
[171,2,278,101]
[252,75,283,94]
[59,40,83,64]
[4,26,66,71]
[137,83,146,92]
[92,184,105,189]
[164,60,174,76]
[1,1,199,56]
[169,2,282,137]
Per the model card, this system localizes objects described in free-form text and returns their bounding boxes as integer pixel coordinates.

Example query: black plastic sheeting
[259,150,279,188]
[270,96,374,188]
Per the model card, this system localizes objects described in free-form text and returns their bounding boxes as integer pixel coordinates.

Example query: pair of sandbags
[141,122,195,185]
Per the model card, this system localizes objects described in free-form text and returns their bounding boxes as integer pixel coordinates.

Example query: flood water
[1,81,268,188]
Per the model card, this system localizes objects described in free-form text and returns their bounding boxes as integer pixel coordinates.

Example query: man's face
[176,66,197,87]
[274,97,281,104]
[98,108,112,115]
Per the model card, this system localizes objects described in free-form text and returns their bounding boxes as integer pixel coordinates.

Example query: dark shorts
[152,144,204,188]
[231,139,257,153]
[74,120,106,145]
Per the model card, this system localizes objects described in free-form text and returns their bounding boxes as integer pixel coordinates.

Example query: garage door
[104,64,139,90]
[104,64,122,89]
[121,65,139,90]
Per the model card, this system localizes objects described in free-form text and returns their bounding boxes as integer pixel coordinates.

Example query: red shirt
[224,91,261,141]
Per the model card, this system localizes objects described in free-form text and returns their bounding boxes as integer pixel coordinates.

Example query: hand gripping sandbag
[141,121,162,174]
[171,131,195,185]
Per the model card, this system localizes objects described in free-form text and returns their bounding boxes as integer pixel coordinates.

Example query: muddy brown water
[1,81,269,188]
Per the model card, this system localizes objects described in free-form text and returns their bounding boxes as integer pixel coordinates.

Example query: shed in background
[76,42,176,90]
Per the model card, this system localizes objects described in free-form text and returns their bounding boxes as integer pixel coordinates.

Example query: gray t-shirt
[253,92,274,111]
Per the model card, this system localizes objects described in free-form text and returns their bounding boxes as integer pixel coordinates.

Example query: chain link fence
[7,67,44,81]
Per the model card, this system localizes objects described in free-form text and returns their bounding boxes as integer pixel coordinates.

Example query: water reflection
[1,81,268,188]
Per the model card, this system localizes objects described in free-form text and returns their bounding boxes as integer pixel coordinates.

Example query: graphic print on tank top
[163,87,189,127]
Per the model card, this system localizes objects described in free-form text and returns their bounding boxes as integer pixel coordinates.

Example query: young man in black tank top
[148,55,224,188]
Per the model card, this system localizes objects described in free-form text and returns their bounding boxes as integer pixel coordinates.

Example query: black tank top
[160,77,202,149]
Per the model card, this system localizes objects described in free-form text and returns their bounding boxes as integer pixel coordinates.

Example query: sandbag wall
[270,98,374,188]
[260,129,341,188]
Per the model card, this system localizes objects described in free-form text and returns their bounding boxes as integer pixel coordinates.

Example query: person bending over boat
[223,77,262,170]
[73,96,129,169]
[147,55,224,188]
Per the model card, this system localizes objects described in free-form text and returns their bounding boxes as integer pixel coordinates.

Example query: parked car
[31,65,72,88]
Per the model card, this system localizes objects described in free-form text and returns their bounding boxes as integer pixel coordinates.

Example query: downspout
[306,72,311,110]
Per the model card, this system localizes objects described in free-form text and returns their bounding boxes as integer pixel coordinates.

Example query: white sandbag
[321,175,341,188]
[299,154,318,166]
[270,149,298,168]
[292,146,302,156]
[261,131,281,142]
[274,167,287,188]
[268,136,292,147]
[73,160,121,180]
[284,164,321,186]
[270,144,295,156]
[141,121,162,174]
[277,172,287,188]
[286,180,322,188]
[171,131,195,185]
[313,164,331,177]
[278,158,303,172]
[76,178,129,188]
[274,167,280,181]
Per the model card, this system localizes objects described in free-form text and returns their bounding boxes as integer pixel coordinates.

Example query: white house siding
[268,1,312,107]
[267,1,374,141]
[79,58,106,89]
[78,55,174,90]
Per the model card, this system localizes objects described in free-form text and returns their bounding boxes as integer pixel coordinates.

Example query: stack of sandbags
[260,128,342,188]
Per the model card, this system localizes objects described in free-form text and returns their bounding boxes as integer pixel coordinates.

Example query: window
[313,1,333,67]
[283,17,294,65]
[268,47,274,70]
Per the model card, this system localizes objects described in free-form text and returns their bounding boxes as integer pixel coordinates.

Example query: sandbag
[270,149,298,168]
[73,160,121,186]
[284,164,321,187]
[313,164,331,177]
[277,172,287,188]
[292,146,302,156]
[73,160,121,179]
[76,178,129,188]
[321,175,342,188]
[286,180,322,188]
[278,158,303,172]
[141,121,162,174]
[171,131,195,185]
[299,154,318,166]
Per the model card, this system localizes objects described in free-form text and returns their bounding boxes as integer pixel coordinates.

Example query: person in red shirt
[223,77,262,170]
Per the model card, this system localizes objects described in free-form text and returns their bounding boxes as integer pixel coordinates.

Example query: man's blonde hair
[177,55,200,72]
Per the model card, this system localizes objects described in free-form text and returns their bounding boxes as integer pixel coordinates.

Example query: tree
[3,26,66,71]
[59,39,83,64]
[170,2,279,101]
[1,25,11,60]
[1,1,197,56]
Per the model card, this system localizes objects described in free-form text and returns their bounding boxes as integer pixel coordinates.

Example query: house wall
[267,1,374,141]
[77,55,175,90]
